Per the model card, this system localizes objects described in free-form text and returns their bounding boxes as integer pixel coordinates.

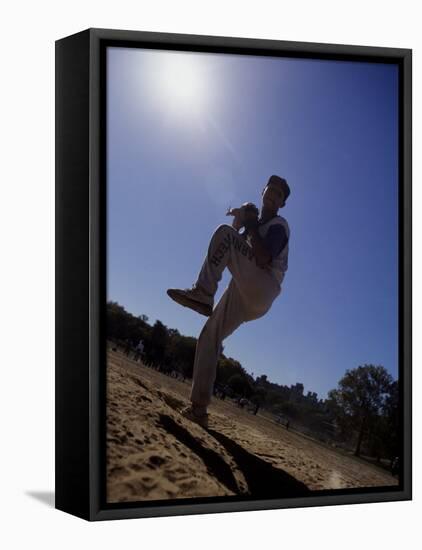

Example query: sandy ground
[106,349,398,503]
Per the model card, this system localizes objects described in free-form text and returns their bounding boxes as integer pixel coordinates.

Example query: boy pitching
[167,175,290,427]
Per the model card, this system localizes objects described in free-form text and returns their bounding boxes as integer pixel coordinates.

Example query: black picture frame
[55,27,412,521]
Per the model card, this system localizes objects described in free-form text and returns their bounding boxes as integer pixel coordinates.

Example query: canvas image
[105,46,400,505]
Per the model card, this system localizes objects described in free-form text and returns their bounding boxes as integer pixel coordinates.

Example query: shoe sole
[167,289,212,317]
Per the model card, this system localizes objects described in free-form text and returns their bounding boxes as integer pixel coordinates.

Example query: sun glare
[147,51,210,119]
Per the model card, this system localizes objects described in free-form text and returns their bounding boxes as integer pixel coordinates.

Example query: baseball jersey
[246,215,290,285]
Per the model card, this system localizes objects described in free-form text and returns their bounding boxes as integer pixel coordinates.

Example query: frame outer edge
[89,28,102,520]
[402,49,412,500]
[55,29,91,521]
[88,27,411,58]
[76,28,412,520]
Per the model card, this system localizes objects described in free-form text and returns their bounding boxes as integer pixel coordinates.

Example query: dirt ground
[106,349,398,503]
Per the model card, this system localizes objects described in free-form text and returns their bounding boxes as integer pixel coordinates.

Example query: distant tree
[107,301,150,345]
[165,333,197,378]
[366,415,388,462]
[251,386,267,406]
[327,365,394,457]
[177,338,197,378]
[146,320,169,367]
[216,357,244,385]
[227,373,253,397]
[278,400,300,419]
[381,380,400,460]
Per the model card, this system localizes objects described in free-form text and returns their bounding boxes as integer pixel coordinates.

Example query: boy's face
[261,183,285,212]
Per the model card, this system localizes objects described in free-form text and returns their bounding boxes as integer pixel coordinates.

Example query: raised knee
[216,223,232,232]
[214,224,236,236]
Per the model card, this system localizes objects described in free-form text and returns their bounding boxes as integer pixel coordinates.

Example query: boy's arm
[245,219,289,268]
[245,224,272,267]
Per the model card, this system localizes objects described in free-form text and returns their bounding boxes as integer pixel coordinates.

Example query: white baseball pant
[190,224,281,411]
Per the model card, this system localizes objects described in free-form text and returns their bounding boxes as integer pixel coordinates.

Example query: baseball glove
[226,202,259,231]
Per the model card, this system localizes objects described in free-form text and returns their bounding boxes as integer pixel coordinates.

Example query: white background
[0,1,419,548]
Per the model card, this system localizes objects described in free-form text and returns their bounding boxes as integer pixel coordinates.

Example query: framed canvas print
[55,28,412,521]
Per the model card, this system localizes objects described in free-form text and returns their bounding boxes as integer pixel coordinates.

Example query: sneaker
[166,286,213,317]
[180,405,209,429]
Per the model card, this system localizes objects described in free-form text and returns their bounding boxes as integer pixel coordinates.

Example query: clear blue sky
[106,46,398,400]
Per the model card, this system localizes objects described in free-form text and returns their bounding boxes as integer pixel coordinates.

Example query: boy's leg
[190,279,247,412]
[190,273,277,413]
[167,224,280,317]
[194,224,255,297]
[194,224,280,316]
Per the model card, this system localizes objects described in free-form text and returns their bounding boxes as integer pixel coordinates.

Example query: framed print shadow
[55,28,412,521]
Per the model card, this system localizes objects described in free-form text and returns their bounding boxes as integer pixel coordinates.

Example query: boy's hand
[226,206,245,231]
[226,203,259,231]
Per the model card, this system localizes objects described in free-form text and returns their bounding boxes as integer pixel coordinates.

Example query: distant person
[167,175,290,428]
[134,340,144,362]
[239,397,248,409]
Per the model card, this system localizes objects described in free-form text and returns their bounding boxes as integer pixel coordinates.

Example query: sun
[146,50,210,119]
